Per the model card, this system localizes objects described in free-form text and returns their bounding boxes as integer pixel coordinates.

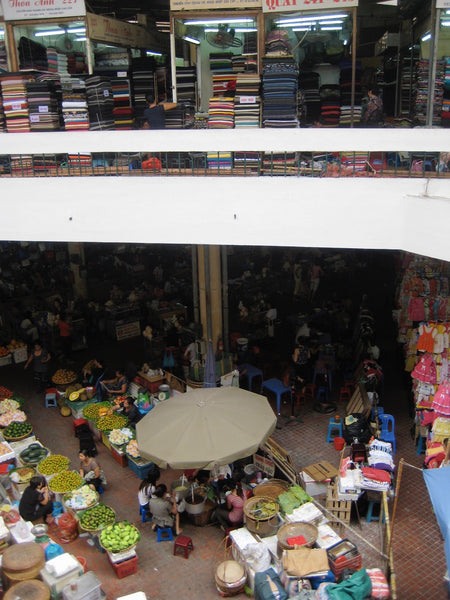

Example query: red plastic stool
[173,535,194,558]
[303,384,317,401]
[339,387,352,403]
[73,418,88,433]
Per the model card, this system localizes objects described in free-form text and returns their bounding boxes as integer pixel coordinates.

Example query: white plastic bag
[241,543,271,572]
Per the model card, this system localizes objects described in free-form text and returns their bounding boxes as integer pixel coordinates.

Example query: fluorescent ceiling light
[320,20,343,25]
[184,18,253,25]
[127,19,138,23]
[204,27,257,32]
[292,27,312,32]
[377,0,398,5]
[276,13,347,25]
[67,27,86,33]
[321,26,342,31]
[442,21,450,26]
[421,33,431,42]
[288,21,317,27]
[75,37,87,41]
[183,35,200,45]
[147,51,163,56]
[35,29,65,37]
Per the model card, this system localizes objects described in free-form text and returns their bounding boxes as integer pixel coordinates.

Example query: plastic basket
[108,554,138,579]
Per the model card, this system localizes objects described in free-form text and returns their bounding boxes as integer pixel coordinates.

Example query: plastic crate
[108,554,138,579]
[127,457,154,479]
[327,539,362,579]
[62,571,103,600]
[107,546,136,564]
[101,432,111,450]
[111,445,128,468]
[0,354,12,367]
[12,347,28,364]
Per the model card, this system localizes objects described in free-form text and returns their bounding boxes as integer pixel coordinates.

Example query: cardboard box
[303,461,338,482]
[300,471,330,497]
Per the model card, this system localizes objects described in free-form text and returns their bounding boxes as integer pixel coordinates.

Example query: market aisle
[0,346,447,599]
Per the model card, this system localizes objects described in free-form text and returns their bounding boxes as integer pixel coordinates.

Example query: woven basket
[277,521,319,551]
[3,425,33,442]
[215,560,246,596]
[253,479,290,500]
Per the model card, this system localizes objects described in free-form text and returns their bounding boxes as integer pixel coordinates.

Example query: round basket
[243,496,280,537]
[99,521,140,553]
[37,455,70,478]
[79,504,116,533]
[9,466,36,485]
[215,560,246,596]
[253,479,290,500]
[3,424,33,442]
[19,445,50,466]
[48,471,83,494]
[277,521,319,551]
[63,485,99,512]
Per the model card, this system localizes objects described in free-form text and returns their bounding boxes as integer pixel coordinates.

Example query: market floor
[0,339,447,600]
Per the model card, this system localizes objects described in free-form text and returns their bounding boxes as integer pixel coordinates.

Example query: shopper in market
[138,468,161,517]
[213,480,245,531]
[149,484,182,535]
[79,449,103,492]
[81,357,104,385]
[101,367,128,397]
[362,87,384,127]
[144,94,177,130]
[23,341,51,392]
[19,475,54,525]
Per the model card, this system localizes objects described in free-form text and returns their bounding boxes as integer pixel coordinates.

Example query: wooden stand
[260,438,299,485]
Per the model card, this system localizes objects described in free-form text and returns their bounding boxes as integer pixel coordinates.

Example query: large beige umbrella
[135,387,277,470]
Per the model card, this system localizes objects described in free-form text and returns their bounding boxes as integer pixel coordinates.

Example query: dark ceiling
[85,0,431,58]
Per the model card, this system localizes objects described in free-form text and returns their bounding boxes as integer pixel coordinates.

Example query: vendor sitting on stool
[111,396,142,428]
[210,462,232,502]
[214,480,245,531]
[149,484,182,535]
[101,368,128,397]
[19,475,54,524]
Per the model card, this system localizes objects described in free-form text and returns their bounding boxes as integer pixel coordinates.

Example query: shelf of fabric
[110,75,134,130]
[207,152,232,171]
[299,70,320,125]
[0,40,7,72]
[0,72,36,133]
[18,36,47,71]
[86,76,115,131]
[212,74,237,97]
[207,97,234,128]
[131,56,156,122]
[94,49,130,72]
[176,66,197,106]
[320,84,341,127]
[26,75,62,132]
[209,52,233,73]
[67,52,87,75]
[262,57,298,128]
[61,77,89,131]
[234,73,260,128]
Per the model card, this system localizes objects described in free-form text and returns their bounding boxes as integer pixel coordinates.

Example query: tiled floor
[1,338,448,600]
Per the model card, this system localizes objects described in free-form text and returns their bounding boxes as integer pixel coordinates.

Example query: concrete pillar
[68,242,87,299]
[197,245,223,347]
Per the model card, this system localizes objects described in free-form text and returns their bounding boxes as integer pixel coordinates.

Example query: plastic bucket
[76,556,87,573]
[334,437,345,451]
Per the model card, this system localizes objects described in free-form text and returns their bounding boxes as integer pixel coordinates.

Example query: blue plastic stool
[157,527,174,542]
[366,500,385,523]
[317,386,329,403]
[371,406,384,421]
[98,484,104,495]
[380,414,396,454]
[45,392,57,408]
[139,505,152,523]
[326,418,343,443]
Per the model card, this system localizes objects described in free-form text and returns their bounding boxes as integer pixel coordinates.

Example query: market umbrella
[203,340,216,388]
[135,387,277,470]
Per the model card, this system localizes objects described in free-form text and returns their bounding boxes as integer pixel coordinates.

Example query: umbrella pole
[387,457,404,558]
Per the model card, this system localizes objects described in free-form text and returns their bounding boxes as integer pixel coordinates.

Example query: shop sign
[116,321,141,341]
[253,454,276,477]
[170,0,261,10]
[0,0,86,21]
[86,12,153,48]
[436,0,450,7]
[263,0,358,12]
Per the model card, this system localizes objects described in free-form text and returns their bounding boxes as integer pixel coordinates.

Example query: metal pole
[387,457,404,558]
[170,19,177,103]
[85,36,94,75]
[221,245,229,353]
[426,2,440,127]
[204,246,212,341]
[350,7,357,128]
[191,245,200,325]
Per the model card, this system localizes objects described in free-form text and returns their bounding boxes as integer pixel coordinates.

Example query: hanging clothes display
[432,380,450,417]
[416,323,436,353]
[411,353,437,384]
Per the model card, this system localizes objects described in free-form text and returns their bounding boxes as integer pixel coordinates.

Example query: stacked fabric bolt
[46,48,58,73]
[442,58,450,128]
[339,105,362,127]
[262,57,298,128]
[111,77,134,130]
[68,153,92,171]
[131,56,155,122]
[10,155,33,176]
[299,71,321,124]
[57,52,69,76]
[233,151,260,172]
[0,72,35,133]
[0,39,7,71]
[26,76,62,132]
[0,88,5,132]
[339,60,362,108]
[207,97,234,128]
[175,67,197,105]
[32,154,60,175]
[206,152,232,171]
[209,53,233,73]
[243,32,257,57]
[340,152,370,172]
[165,105,194,129]
[262,152,297,174]
[212,74,237,97]
[265,29,292,57]
[61,77,89,131]
[320,84,341,127]
[234,73,260,128]
[94,49,130,72]
[85,76,115,130]
[414,59,445,125]
[231,56,246,73]
[67,52,87,74]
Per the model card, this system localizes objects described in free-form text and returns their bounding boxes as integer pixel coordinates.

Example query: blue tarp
[423,467,450,576]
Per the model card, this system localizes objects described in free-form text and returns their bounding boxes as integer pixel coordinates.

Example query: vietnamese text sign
[263,0,358,12]
[116,321,141,341]
[437,0,450,7]
[1,0,86,21]
[87,12,153,48]
[171,0,261,10]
